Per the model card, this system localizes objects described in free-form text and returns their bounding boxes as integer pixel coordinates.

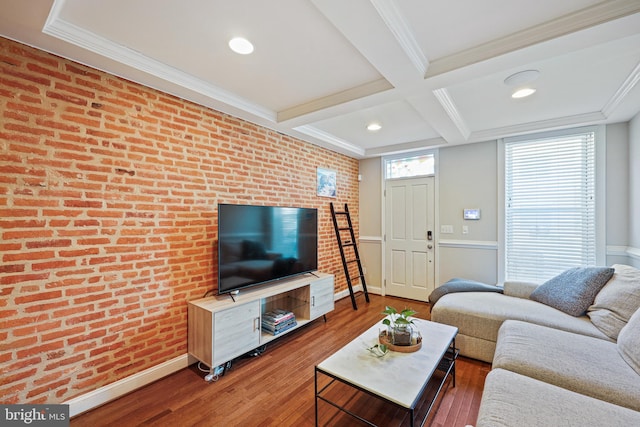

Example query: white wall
[438,140,498,284]
[605,123,631,266]
[358,157,383,292]
[358,122,635,292]
[629,113,640,267]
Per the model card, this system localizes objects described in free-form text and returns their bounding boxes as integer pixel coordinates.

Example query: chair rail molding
[438,239,499,250]
[605,245,640,262]
[629,246,640,261]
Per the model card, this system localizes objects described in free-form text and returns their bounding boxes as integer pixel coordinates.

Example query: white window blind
[505,131,596,283]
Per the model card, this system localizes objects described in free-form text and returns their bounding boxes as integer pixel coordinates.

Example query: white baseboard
[66,354,190,417]
[66,285,379,418]
[334,284,362,301]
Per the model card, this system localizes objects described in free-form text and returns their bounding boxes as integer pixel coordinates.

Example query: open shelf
[188,272,334,374]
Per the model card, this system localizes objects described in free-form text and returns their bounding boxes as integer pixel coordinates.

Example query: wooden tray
[379,331,422,353]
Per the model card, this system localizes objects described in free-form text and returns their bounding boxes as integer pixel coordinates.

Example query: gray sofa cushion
[588,264,640,339]
[618,307,640,376]
[493,320,640,411]
[502,280,539,299]
[428,278,502,306]
[477,369,640,427]
[530,266,614,316]
[432,292,609,344]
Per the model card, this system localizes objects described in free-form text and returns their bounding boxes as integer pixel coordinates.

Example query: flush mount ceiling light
[504,69,540,99]
[228,37,254,55]
[367,122,382,132]
[512,88,537,98]
[504,70,540,86]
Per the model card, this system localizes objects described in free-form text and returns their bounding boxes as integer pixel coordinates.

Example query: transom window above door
[385,154,435,179]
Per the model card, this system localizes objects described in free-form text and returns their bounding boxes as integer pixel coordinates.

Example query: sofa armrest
[503,281,540,299]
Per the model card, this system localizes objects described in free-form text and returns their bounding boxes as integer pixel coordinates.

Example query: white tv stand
[188,272,334,379]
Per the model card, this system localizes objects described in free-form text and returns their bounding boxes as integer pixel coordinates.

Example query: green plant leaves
[381,306,397,316]
[367,343,389,357]
[401,308,417,318]
[381,306,418,328]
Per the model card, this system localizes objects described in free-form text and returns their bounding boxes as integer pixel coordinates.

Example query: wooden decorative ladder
[330,203,370,310]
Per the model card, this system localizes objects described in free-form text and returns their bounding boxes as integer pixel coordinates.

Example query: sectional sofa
[431,264,640,426]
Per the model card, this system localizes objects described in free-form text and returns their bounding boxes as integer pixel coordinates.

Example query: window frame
[383,150,437,181]
[497,125,606,283]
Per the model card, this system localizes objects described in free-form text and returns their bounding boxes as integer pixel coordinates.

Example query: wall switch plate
[440,225,454,234]
[462,225,469,234]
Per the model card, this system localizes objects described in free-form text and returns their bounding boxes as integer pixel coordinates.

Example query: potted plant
[380,306,420,347]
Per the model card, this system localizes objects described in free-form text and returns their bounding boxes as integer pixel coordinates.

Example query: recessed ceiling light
[229,37,254,55]
[367,122,382,132]
[512,88,536,99]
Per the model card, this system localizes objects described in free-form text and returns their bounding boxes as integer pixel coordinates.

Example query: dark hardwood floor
[71,293,490,427]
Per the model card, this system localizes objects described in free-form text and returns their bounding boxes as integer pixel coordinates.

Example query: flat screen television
[217,204,318,295]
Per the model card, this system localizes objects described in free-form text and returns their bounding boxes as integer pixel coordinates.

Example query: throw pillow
[587,264,640,339]
[617,307,640,376]
[428,278,503,306]
[530,267,615,316]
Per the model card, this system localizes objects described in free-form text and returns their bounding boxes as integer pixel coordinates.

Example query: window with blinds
[505,131,596,283]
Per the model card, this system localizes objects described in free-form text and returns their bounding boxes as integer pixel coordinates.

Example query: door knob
[427,244,433,249]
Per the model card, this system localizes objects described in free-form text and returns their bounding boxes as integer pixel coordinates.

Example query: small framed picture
[317,167,337,198]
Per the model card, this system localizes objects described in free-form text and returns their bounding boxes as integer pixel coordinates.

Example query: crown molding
[293,125,365,157]
[364,136,446,158]
[425,0,640,78]
[277,78,393,123]
[469,111,606,142]
[437,55,638,144]
[432,88,471,140]
[602,59,640,117]
[43,1,275,122]
[370,0,429,76]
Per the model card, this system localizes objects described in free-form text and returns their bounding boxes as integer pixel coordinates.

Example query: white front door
[384,177,435,301]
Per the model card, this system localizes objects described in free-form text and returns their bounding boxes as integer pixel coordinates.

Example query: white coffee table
[314,319,458,427]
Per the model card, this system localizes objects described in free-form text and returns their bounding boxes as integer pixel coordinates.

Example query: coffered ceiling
[1,0,639,158]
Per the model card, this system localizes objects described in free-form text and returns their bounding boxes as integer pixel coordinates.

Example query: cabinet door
[310,276,334,320]
[213,301,260,366]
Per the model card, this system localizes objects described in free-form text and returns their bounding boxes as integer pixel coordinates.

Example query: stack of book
[262,309,297,335]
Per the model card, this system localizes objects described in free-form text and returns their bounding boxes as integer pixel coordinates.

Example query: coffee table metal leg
[452,338,456,388]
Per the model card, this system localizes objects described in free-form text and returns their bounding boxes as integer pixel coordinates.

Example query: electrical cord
[245,344,267,357]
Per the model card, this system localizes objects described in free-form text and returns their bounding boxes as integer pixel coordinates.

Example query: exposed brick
[0,36,358,405]
[25,239,72,249]
[0,272,51,285]
[14,290,62,304]
[15,340,65,359]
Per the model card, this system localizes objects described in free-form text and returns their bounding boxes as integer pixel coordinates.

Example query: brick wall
[0,37,359,404]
